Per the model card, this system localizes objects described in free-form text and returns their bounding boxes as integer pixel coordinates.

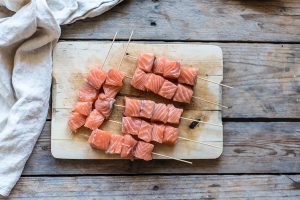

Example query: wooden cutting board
[51,42,223,160]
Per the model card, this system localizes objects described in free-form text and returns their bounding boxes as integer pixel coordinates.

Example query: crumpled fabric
[0,0,122,196]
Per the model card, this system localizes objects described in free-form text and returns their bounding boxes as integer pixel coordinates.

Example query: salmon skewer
[88,128,192,164]
[126,52,233,88]
[117,117,221,149]
[120,97,221,127]
[68,32,118,132]
[123,97,183,125]
[130,69,227,107]
[122,117,178,145]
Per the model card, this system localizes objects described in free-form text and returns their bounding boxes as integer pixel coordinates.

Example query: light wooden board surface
[52,42,223,160]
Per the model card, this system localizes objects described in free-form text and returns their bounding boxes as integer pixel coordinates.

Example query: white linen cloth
[0,0,122,196]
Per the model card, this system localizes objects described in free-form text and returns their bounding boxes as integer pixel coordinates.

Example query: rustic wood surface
[61,0,300,42]
[3,175,300,199]
[6,0,300,198]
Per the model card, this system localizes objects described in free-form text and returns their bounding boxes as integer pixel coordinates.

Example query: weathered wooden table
[7,1,300,199]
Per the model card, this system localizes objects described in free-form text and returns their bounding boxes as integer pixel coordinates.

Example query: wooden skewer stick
[152,152,192,165]
[108,120,221,149]
[197,76,233,89]
[117,30,134,70]
[178,136,221,149]
[113,104,222,127]
[180,117,222,127]
[192,96,228,109]
[101,31,118,69]
[125,54,233,89]
[108,119,122,124]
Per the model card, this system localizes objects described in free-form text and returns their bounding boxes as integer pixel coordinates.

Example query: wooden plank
[23,121,300,175]
[52,42,223,160]
[221,43,300,118]
[5,175,300,199]
[61,0,300,42]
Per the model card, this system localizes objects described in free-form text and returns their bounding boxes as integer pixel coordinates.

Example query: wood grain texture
[23,121,300,175]
[5,175,300,199]
[61,0,300,42]
[52,42,223,159]
[221,43,300,118]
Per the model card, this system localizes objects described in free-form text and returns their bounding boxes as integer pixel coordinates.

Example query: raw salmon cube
[77,83,98,102]
[134,141,154,161]
[86,66,107,89]
[88,129,111,151]
[151,124,165,143]
[72,102,93,116]
[138,120,153,142]
[163,126,179,145]
[153,56,166,75]
[167,104,183,125]
[121,134,138,158]
[163,59,180,79]
[173,84,193,103]
[140,100,155,119]
[144,73,164,94]
[84,109,105,130]
[122,117,142,135]
[103,84,122,98]
[152,103,169,123]
[105,69,126,87]
[68,112,86,133]
[158,80,178,99]
[95,94,115,118]
[131,68,148,91]
[137,52,155,72]
[124,97,141,117]
[178,67,198,86]
[106,134,124,154]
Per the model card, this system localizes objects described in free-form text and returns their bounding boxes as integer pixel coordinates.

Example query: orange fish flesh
[86,66,107,89]
[84,109,105,130]
[144,73,164,94]
[77,83,98,102]
[173,84,193,103]
[178,67,198,86]
[140,100,155,119]
[105,69,126,87]
[167,104,183,124]
[122,117,142,135]
[88,129,111,151]
[133,141,154,161]
[124,97,141,117]
[120,134,138,158]
[68,112,86,133]
[158,80,178,99]
[72,101,93,116]
[138,120,153,142]
[95,93,115,118]
[137,52,155,72]
[152,103,169,123]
